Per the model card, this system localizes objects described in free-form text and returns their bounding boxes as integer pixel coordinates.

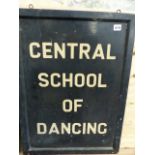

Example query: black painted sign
[20,9,135,154]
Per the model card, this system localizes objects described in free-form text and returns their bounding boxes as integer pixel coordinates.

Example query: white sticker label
[113,24,122,31]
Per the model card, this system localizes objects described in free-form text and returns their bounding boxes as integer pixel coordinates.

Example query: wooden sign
[19,9,135,154]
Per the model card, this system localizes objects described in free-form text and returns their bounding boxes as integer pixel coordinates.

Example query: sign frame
[19,8,135,154]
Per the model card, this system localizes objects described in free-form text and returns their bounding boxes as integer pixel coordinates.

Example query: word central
[29,42,116,60]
